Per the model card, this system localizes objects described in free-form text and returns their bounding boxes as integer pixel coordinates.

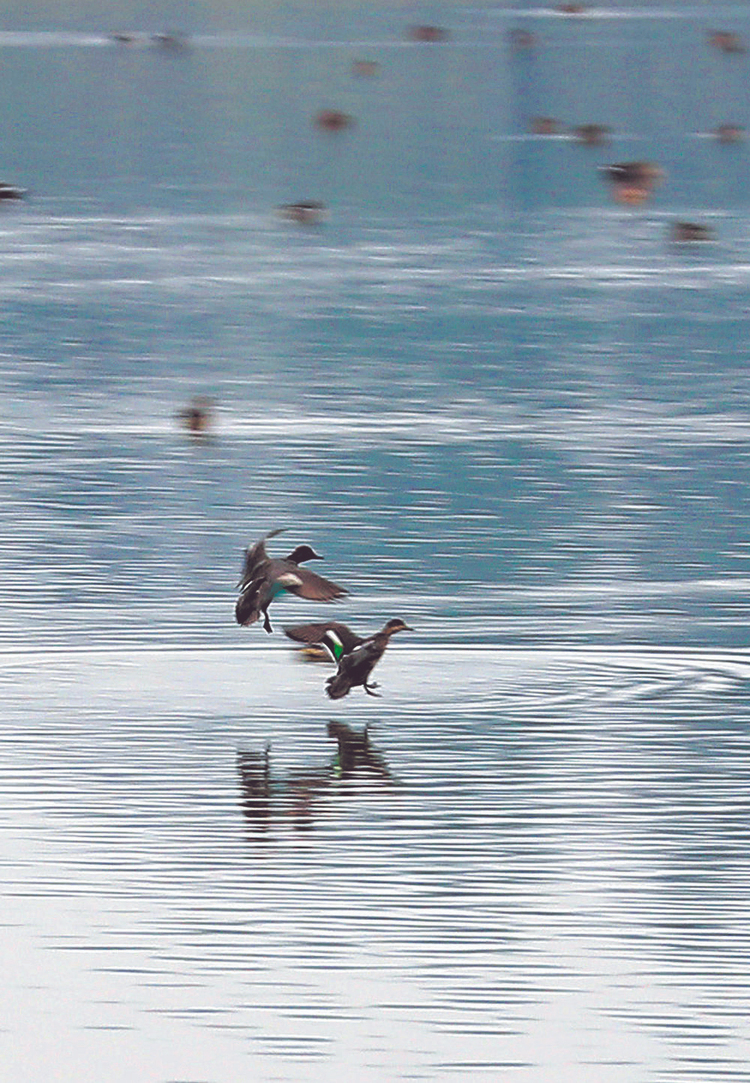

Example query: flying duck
[323,618,412,699]
[235,530,347,634]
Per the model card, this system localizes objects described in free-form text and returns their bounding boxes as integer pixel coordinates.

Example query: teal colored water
[1,6,750,1082]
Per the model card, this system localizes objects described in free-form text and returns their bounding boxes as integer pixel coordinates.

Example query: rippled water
[2,4,750,1081]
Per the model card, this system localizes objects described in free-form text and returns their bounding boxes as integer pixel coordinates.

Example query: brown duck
[235,530,347,633]
[322,618,412,699]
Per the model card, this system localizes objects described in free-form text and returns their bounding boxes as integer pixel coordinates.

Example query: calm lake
[1,3,750,1081]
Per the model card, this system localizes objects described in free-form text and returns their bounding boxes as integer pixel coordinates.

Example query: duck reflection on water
[236,722,394,832]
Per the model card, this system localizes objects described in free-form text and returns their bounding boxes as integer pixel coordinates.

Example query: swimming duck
[315,109,355,131]
[715,124,744,143]
[177,395,213,435]
[600,161,663,205]
[708,31,745,54]
[407,25,450,43]
[324,618,412,699]
[276,201,328,225]
[152,33,188,51]
[0,183,25,201]
[671,221,713,242]
[572,124,611,146]
[235,530,347,634]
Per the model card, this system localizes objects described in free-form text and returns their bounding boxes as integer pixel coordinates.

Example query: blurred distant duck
[708,31,745,54]
[0,183,25,200]
[407,25,450,42]
[323,618,412,699]
[715,124,744,143]
[276,201,328,225]
[177,395,213,435]
[235,529,347,634]
[671,221,713,242]
[600,160,663,205]
[315,109,355,131]
[572,124,611,146]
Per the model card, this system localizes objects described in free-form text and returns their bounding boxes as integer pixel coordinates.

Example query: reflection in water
[237,722,394,833]
[236,742,271,828]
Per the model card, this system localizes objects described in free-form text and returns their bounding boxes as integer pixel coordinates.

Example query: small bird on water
[235,529,347,634]
[323,618,412,699]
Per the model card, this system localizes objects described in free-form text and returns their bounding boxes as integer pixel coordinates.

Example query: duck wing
[237,528,285,589]
[283,621,362,653]
[272,564,348,602]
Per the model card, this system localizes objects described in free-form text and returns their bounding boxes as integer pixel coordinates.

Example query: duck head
[382,618,413,636]
[287,544,324,565]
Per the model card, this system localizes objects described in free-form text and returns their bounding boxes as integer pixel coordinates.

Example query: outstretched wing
[283,621,361,653]
[237,528,285,589]
[283,567,348,603]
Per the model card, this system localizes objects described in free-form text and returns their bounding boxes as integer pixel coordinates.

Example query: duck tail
[326,672,352,699]
[235,590,259,626]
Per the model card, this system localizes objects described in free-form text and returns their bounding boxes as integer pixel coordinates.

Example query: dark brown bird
[671,221,713,243]
[177,396,213,435]
[407,25,450,43]
[235,530,347,634]
[276,201,328,225]
[600,161,664,205]
[315,109,355,131]
[708,31,745,54]
[324,618,412,699]
[715,124,744,143]
[572,124,611,146]
[0,183,25,201]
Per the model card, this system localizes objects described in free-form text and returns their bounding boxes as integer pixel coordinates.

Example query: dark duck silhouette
[670,221,713,243]
[600,160,663,206]
[235,529,347,634]
[323,618,412,699]
[177,395,213,435]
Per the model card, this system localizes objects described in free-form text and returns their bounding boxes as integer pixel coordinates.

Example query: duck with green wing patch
[235,529,348,634]
[324,618,412,699]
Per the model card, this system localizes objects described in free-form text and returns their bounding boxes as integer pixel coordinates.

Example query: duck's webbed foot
[263,612,274,634]
[364,682,381,697]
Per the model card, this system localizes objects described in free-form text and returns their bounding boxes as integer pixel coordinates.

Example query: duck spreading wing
[237,528,286,590]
